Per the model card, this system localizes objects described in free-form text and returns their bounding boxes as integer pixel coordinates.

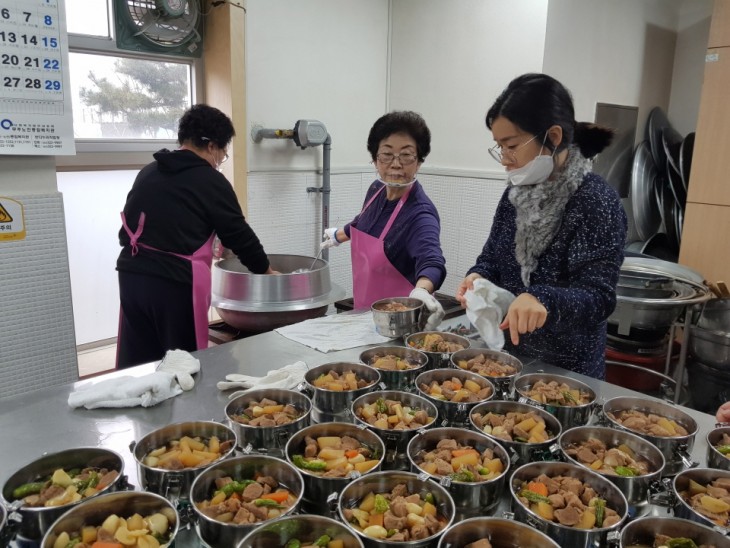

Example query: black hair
[367,110,431,162]
[177,104,235,149]
[485,73,613,159]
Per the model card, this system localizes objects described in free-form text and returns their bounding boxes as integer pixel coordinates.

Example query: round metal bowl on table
[468,400,562,466]
[131,421,237,503]
[41,491,178,548]
[509,461,628,548]
[689,324,730,368]
[404,331,471,370]
[237,514,364,548]
[284,422,385,516]
[352,390,439,471]
[415,368,495,426]
[514,372,597,430]
[406,427,509,518]
[371,297,424,338]
[338,470,456,548]
[707,426,730,471]
[558,425,665,508]
[225,388,312,457]
[0,447,125,542]
[190,455,304,548]
[437,516,560,548]
[602,396,698,476]
[620,516,730,548]
[303,362,382,423]
[672,467,730,530]
[450,347,523,399]
[697,297,730,332]
[211,254,345,332]
[359,345,429,392]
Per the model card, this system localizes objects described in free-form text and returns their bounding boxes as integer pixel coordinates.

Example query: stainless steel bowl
[468,400,562,466]
[620,516,730,548]
[514,373,597,429]
[407,427,509,518]
[450,348,523,399]
[225,388,312,457]
[437,517,560,548]
[0,447,125,541]
[371,297,424,338]
[190,455,304,548]
[132,421,237,502]
[558,426,665,506]
[707,426,730,471]
[509,461,628,548]
[698,298,730,333]
[352,390,439,471]
[338,471,456,548]
[284,422,385,514]
[359,346,429,392]
[672,467,730,529]
[41,491,178,548]
[404,331,471,370]
[415,368,495,426]
[603,396,698,476]
[237,515,364,548]
[303,362,382,423]
[690,324,730,368]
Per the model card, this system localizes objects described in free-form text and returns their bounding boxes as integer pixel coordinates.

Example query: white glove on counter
[320,227,340,250]
[410,287,445,331]
[156,349,200,391]
[217,361,308,399]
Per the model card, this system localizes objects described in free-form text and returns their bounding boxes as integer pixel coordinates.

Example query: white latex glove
[320,227,340,250]
[216,361,308,398]
[156,349,201,391]
[410,287,444,331]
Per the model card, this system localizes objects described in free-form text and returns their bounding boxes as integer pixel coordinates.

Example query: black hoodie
[117,148,269,284]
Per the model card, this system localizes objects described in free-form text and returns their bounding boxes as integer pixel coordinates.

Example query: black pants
[117,271,197,368]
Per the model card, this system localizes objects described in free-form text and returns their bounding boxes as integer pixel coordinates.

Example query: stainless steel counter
[0,314,718,546]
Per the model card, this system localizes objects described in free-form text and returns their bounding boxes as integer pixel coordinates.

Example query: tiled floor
[77,343,117,378]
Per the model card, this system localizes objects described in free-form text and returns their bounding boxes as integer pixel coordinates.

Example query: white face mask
[506,136,556,186]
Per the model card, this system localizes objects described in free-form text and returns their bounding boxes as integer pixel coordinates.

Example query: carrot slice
[451,448,479,458]
[345,449,360,459]
[261,490,291,503]
[91,543,123,548]
[527,481,548,497]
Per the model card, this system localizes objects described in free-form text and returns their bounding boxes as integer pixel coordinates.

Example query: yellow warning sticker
[0,202,13,223]
[0,197,25,241]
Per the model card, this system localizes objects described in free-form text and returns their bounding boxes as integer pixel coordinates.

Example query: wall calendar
[0,0,74,155]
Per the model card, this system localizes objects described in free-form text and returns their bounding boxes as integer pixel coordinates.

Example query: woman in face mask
[321,111,447,330]
[456,73,627,379]
[116,104,278,368]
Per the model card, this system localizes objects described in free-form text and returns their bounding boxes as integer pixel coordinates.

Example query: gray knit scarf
[508,145,591,286]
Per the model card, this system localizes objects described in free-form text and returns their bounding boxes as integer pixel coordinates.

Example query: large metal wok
[212,254,345,332]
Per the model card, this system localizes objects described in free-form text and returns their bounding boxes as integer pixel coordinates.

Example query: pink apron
[121,212,215,351]
[351,185,414,309]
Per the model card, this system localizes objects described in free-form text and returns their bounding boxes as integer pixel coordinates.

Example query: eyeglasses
[488,133,539,164]
[376,152,418,166]
[201,136,229,164]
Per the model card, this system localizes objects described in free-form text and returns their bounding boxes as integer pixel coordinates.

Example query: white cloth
[217,361,309,400]
[275,311,394,352]
[68,372,182,409]
[156,349,200,391]
[464,278,516,350]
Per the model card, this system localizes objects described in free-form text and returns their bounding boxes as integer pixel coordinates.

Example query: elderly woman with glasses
[456,74,627,379]
[116,104,277,368]
[321,111,447,329]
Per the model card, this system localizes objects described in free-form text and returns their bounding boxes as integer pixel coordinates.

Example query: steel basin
[238,515,364,548]
[707,426,730,471]
[620,516,730,548]
[514,373,597,430]
[690,324,730,368]
[303,362,382,423]
[437,517,560,548]
[371,297,424,338]
[415,368,495,426]
[450,348,523,399]
[698,298,730,333]
[672,467,730,529]
[404,332,471,370]
[359,346,429,392]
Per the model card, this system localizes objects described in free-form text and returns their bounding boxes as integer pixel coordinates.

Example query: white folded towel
[68,371,182,409]
[217,361,308,399]
[156,349,200,391]
[465,278,516,350]
[275,311,394,352]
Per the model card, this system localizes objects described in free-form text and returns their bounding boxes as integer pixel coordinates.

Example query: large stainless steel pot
[415,368,494,426]
[690,324,730,368]
[238,515,365,548]
[284,422,385,514]
[359,346,429,392]
[338,471,456,548]
[407,427,509,518]
[707,426,730,471]
[404,331,471,370]
[514,372,597,429]
[303,362,382,423]
[190,455,304,548]
[698,297,730,332]
[602,396,697,475]
[41,491,179,548]
[509,461,628,548]
[225,388,312,457]
[672,467,730,529]
[212,255,345,332]
[558,426,665,507]
[468,400,562,466]
[450,348,523,399]
[1,447,125,541]
[131,421,237,503]
[437,516,560,548]
[620,516,730,548]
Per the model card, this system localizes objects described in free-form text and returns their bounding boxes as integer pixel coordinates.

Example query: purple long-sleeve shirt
[344,180,446,289]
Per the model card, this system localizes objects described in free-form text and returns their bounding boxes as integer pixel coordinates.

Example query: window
[65,0,111,38]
